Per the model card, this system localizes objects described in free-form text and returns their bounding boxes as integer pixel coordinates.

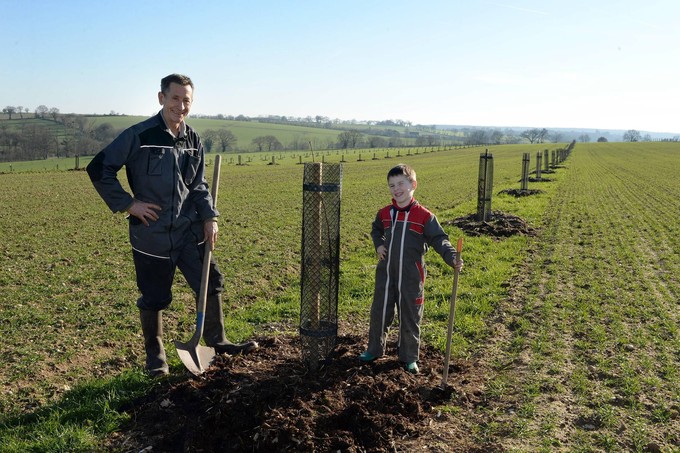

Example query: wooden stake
[441,237,464,387]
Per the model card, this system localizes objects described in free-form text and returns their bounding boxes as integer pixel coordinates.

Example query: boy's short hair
[387,163,417,183]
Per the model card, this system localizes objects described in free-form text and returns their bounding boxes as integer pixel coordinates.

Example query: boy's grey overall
[367,199,457,363]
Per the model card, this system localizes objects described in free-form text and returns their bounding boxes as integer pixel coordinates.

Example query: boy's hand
[453,258,464,272]
[376,245,387,260]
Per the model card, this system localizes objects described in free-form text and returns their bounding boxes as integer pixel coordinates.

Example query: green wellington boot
[405,362,419,374]
[139,309,169,376]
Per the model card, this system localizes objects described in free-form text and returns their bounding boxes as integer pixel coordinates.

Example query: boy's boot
[203,294,258,354]
[139,309,169,376]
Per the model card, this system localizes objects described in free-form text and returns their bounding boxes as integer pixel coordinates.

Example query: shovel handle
[195,155,222,337]
[441,237,463,387]
[210,155,221,207]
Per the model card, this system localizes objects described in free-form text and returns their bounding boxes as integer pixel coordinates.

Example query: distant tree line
[3,104,63,121]
[0,110,125,162]
[4,105,676,163]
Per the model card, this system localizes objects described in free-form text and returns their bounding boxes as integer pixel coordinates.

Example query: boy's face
[388,174,417,207]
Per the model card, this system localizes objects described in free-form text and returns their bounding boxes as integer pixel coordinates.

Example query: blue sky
[3,0,678,133]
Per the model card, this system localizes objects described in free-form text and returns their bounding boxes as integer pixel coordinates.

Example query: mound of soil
[528,177,552,182]
[446,211,537,238]
[108,333,500,452]
[498,188,543,197]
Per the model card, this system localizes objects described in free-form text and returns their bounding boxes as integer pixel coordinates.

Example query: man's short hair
[160,74,194,94]
[387,163,417,183]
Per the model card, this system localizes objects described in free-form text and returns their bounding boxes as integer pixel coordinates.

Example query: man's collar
[159,110,186,138]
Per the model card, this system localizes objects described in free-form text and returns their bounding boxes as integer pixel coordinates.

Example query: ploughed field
[0,142,678,451]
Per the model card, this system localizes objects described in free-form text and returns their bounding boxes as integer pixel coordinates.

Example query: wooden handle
[211,155,221,205]
[441,236,464,387]
[195,154,221,336]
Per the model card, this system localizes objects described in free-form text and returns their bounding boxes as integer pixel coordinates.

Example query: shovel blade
[174,341,216,376]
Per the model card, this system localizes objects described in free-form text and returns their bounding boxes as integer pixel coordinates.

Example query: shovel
[175,155,222,375]
[441,237,463,388]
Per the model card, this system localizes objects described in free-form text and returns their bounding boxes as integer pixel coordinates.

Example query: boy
[359,164,463,374]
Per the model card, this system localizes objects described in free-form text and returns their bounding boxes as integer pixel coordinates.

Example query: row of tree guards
[232,146,483,166]
[477,140,575,221]
[59,146,481,171]
[38,142,578,174]
[298,141,573,369]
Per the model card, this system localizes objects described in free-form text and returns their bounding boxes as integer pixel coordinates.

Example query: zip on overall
[380,207,411,350]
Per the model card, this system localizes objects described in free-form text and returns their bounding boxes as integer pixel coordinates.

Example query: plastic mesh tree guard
[300,163,342,370]
[521,152,530,191]
[477,150,494,221]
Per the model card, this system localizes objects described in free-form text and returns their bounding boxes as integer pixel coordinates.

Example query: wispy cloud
[484,2,549,16]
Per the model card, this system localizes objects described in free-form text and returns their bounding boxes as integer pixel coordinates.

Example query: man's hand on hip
[127,200,162,227]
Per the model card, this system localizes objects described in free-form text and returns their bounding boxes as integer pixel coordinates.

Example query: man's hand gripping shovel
[175,155,222,376]
[441,237,463,388]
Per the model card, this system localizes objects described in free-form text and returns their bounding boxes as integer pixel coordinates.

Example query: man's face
[388,174,416,207]
[158,82,193,125]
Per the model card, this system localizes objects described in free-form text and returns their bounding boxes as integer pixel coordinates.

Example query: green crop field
[87,115,349,149]
[0,142,677,450]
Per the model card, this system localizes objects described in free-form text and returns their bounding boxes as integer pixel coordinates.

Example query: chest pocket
[180,149,200,186]
[408,221,424,235]
[147,148,165,175]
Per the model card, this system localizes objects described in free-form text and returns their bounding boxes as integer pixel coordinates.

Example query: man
[87,74,257,376]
